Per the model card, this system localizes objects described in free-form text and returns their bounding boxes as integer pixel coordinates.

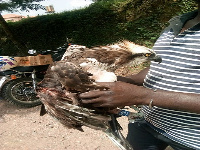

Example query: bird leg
[105,114,133,150]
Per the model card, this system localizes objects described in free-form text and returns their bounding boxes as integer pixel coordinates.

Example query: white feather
[80,58,117,82]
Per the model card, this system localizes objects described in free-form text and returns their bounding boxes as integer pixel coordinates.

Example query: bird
[37,40,162,150]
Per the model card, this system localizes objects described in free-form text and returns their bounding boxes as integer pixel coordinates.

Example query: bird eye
[145,53,151,57]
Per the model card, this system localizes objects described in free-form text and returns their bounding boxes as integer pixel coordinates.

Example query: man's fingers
[80,90,114,107]
[81,98,101,104]
[79,90,111,99]
[82,99,109,107]
[79,91,99,98]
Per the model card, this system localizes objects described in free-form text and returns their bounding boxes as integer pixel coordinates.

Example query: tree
[0,0,45,55]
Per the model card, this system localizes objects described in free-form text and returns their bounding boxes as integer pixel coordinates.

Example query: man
[80,1,200,149]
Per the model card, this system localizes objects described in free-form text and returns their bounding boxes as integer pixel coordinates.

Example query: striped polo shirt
[142,10,200,149]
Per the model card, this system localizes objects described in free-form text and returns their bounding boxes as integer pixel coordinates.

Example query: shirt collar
[168,10,198,36]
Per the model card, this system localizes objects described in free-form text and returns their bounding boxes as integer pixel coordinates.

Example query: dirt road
[0,98,173,150]
[0,99,129,150]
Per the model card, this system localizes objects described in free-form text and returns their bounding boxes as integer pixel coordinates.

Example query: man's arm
[117,67,149,86]
[80,77,200,114]
[144,88,200,113]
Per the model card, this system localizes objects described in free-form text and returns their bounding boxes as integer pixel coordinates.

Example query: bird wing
[37,60,133,150]
[37,61,111,131]
[62,44,133,71]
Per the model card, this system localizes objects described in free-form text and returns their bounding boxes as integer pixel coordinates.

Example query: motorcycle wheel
[2,77,42,107]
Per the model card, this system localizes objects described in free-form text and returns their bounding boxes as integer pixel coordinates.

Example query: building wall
[2,14,26,22]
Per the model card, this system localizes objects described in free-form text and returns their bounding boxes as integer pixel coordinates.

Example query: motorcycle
[0,43,68,107]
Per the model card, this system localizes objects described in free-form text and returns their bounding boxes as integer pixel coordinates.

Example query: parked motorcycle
[0,44,68,107]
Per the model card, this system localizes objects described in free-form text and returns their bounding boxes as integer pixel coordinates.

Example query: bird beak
[148,54,162,63]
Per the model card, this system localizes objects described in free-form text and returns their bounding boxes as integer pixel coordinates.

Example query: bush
[0,0,197,55]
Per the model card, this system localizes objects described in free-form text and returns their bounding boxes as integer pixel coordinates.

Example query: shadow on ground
[0,97,41,123]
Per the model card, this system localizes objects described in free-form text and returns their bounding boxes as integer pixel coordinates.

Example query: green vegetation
[0,0,45,54]
[0,0,198,56]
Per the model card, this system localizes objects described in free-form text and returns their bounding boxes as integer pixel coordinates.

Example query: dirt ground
[0,98,173,150]
[0,98,130,150]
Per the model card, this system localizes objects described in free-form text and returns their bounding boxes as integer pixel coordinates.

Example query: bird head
[123,40,162,64]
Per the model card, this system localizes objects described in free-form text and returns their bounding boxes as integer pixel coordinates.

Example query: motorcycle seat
[12,66,35,72]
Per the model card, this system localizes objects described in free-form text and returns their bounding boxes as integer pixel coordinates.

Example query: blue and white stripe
[142,12,200,149]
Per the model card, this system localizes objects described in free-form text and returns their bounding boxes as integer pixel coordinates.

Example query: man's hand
[80,80,200,114]
[80,82,143,108]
